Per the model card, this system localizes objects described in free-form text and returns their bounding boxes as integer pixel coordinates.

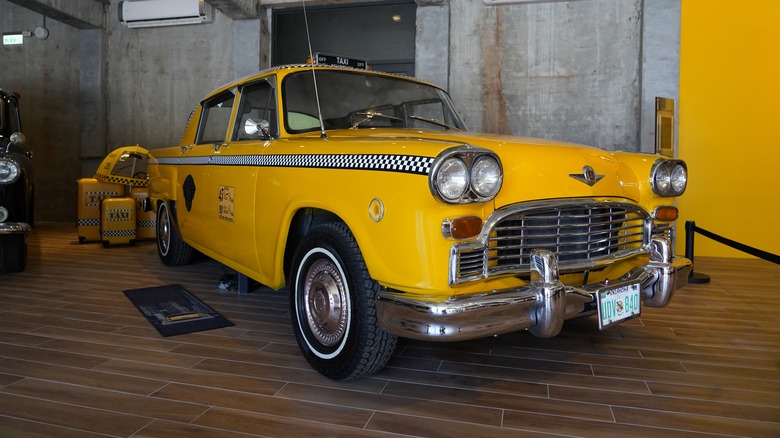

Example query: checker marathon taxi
[146,56,692,380]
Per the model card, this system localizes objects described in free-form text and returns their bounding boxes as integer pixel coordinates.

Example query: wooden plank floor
[1,222,779,437]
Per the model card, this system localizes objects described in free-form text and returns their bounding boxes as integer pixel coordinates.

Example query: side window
[234,80,278,141]
[197,91,235,144]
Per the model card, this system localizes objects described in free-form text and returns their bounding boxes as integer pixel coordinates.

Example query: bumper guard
[0,222,31,236]
[376,236,692,341]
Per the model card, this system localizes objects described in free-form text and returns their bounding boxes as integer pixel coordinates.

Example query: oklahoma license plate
[596,282,641,330]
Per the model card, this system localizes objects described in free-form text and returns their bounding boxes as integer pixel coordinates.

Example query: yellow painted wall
[678,1,780,258]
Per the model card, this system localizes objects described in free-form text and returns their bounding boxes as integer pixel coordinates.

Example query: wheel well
[283,208,343,280]
[156,198,173,213]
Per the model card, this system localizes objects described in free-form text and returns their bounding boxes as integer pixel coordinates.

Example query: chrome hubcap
[158,206,170,255]
[303,258,348,347]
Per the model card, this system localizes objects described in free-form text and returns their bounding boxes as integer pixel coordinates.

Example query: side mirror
[244,118,271,139]
[6,132,30,157]
[9,132,25,146]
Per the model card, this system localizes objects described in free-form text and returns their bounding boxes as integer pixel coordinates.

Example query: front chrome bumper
[377,236,692,342]
[0,222,31,235]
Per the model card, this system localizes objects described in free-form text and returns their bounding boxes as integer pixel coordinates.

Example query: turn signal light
[653,206,679,221]
[443,216,483,240]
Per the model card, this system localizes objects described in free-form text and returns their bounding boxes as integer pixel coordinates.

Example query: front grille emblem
[569,165,604,186]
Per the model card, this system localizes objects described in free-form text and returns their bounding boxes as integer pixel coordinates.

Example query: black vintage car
[0,88,33,272]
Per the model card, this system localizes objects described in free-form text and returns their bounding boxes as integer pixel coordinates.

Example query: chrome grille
[452,200,653,284]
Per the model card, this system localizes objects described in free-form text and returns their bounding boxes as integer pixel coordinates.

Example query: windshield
[282,70,466,134]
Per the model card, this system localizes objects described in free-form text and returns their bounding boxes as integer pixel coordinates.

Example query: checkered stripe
[77,219,100,226]
[95,174,147,187]
[138,221,156,228]
[158,154,434,175]
[102,230,136,237]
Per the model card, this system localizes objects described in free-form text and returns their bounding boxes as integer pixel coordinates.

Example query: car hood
[324,129,640,207]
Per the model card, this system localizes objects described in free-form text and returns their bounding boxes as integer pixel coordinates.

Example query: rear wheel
[156,201,193,266]
[0,233,27,273]
[290,222,397,380]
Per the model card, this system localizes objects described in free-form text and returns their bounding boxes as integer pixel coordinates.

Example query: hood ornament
[569,165,604,187]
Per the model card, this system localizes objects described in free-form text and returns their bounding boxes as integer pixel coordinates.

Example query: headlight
[471,155,502,198]
[0,158,20,184]
[651,159,687,197]
[435,157,469,201]
[430,146,503,204]
[670,163,687,194]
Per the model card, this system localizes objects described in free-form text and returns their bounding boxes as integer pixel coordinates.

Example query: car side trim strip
[151,153,434,175]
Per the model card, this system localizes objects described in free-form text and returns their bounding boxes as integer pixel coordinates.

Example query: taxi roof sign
[312,53,368,70]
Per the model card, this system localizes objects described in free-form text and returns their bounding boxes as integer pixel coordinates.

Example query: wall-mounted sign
[3,34,24,45]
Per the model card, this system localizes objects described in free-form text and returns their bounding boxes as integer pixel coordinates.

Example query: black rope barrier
[684,221,780,284]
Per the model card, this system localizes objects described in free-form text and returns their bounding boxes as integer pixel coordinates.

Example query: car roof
[202,64,443,103]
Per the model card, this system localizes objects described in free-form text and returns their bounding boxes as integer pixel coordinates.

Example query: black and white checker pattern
[102,230,136,237]
[77,219,100,227]
[167,154,434,175]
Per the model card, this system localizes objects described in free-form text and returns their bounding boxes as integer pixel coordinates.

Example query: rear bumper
[377,236,692,341]
[0,222,31,235]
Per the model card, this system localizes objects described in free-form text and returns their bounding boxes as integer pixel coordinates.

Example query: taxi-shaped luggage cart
[76,145,155,247]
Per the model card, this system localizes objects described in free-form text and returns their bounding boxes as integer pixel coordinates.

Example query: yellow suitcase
[131,187,156,240]
[77,178,124,243]
[100,197,136,247]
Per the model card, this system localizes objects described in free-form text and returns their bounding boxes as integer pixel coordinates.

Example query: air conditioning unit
[119,0,213,28]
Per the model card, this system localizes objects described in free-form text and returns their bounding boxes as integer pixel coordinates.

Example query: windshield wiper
[351,111,403,129]
[408,115,456,130]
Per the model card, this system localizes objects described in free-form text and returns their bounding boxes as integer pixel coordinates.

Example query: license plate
[596,282,641,330]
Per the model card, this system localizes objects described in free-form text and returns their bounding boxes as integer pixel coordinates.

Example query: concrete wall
[0,0,263,221]
[0,0,675,223]
[0,2,83,221]
[448,0,642,150]
[105,8,239,149]
[640,0,680,154]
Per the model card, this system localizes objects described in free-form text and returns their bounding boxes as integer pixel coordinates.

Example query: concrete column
[640,0,681,153]
[79,27,106,177]
[232,19,262,79]
[415,3,450,90]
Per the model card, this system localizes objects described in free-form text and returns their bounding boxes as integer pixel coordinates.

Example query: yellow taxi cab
[146,54,692,380]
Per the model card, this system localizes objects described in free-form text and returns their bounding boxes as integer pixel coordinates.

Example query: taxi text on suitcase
[100,197,136,247]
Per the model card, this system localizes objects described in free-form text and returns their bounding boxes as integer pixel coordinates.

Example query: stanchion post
[685,221,711,284]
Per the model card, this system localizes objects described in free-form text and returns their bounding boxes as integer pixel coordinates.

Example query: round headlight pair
[432,148,502,204]
[651,159,687,197]
[0,158,21,184]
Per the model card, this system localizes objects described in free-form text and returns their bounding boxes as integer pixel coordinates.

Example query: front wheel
[290,222,397,380]
[156,201,193,266]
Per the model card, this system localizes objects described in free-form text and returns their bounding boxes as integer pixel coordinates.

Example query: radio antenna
[302,0,327,139]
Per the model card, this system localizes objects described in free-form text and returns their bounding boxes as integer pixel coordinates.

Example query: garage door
[272,1,416,75]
